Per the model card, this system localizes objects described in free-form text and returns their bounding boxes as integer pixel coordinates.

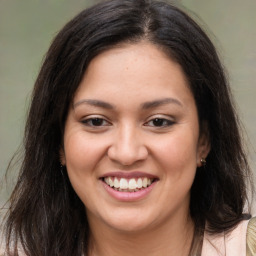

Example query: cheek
[152,129,198,177]
[63,133,105,205]
[64,131,105,168]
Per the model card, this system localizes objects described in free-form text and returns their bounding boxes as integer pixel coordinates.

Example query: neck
[87,213,195,256]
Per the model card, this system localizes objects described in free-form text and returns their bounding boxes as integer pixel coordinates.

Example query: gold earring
[200,158,206,166]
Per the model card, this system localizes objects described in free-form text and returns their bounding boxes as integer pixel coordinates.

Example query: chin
[108,219,152,233]
[99,209,158,233]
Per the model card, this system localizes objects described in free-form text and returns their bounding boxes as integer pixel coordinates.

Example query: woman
[1,0,255,255]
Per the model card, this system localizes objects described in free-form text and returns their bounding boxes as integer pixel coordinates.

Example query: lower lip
[101,180,157,201]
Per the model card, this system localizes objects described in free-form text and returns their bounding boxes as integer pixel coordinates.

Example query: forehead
[73,42,194,109]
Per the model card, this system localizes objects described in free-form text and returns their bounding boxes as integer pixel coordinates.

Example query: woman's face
[61,42,209,233]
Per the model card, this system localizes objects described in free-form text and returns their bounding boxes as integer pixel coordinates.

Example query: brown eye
[152,118,165,126]
[82,118,110,127]
[145,118,174,127]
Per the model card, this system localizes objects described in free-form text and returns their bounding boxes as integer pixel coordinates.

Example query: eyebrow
[73,97,183,110]
[141,97,183,109]
[73,99,114,109]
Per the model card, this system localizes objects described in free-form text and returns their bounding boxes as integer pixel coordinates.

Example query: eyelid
[81,115,112,127]
[144,115,175,127]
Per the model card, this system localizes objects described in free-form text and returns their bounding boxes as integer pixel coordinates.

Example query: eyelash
[81,117,174,128]
[144,118,174,127]
[81,117,111,127]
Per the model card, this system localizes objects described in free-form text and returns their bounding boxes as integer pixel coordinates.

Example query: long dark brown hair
[2,0,253,255]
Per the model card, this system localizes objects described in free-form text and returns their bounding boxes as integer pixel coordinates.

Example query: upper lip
[100,171,158,179]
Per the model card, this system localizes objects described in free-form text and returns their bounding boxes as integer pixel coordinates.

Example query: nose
[107,124,148,166]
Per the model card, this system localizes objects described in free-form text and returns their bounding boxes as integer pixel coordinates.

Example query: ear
[197,121,211,167]
[59,147,66,166]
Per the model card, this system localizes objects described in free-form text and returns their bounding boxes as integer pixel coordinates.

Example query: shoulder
[0,248,5,256]
[202,218,252,256]
[247,216,256,256]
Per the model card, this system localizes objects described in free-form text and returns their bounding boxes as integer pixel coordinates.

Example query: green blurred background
[0,0,256,208]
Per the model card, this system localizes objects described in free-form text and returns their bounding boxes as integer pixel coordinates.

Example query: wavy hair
[3,0,253,255]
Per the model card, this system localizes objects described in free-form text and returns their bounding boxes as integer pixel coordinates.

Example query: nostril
[107,143,148,166]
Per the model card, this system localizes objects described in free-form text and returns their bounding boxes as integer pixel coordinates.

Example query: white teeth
[114,177,120,188]
[103,176,154,191]
[105,177,113,187]
[120,178,128,189]
[142,177,148,188]
[137,178,142,188]
[128,178,137,190]
[109,177,114,187]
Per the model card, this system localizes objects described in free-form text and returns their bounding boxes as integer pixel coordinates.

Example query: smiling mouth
[102,177,157,192]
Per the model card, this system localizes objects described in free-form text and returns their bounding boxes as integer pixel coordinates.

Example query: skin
[61,42,210,256]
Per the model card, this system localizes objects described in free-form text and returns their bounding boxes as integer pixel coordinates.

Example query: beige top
[202,217,256,256]
[1,218,255,255]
